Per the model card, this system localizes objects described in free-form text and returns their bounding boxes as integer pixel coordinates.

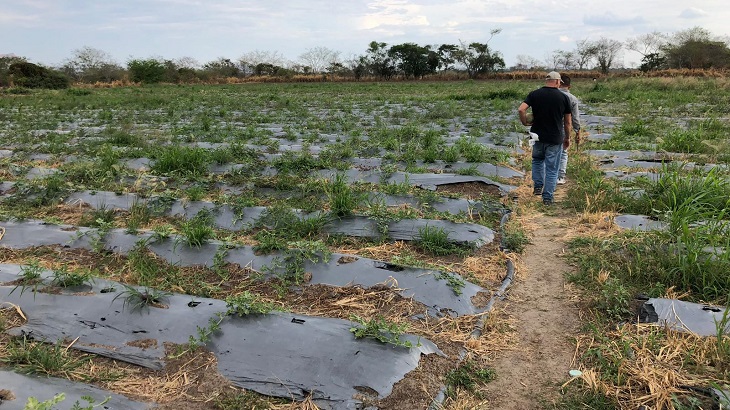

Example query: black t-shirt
[524,86,571,144]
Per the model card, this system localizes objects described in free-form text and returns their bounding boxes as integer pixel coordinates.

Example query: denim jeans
[532,141,563,201]
[558,147,568,179]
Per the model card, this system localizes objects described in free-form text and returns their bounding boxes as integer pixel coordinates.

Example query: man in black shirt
[517,71,573,205]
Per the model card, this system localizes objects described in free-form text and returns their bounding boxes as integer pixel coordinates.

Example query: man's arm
[570,98,580,132]
[518,102,531,126]
[563,113,572,149]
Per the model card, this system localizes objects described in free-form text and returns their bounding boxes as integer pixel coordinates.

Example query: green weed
[349,315,419,348]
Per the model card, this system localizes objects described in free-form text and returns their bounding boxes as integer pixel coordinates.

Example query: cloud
[679,7,708,19]
[559,36,571,43]
[584,12,645,26]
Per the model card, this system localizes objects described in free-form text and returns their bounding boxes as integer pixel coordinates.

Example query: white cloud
[559,35,571,43]
[679,7,708,19]
[584,11,645,26]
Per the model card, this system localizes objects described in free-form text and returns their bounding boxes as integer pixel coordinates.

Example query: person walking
[557,74,581,185]
[517,71,572,205]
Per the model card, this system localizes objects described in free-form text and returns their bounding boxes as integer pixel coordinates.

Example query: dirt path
[482,207,582,409]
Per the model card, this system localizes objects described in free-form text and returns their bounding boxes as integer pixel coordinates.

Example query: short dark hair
[560,74,571,86]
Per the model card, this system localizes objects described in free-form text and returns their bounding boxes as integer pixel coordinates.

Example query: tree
[360,41,396,79]
[8,61,69,89]
[591,37,623,74]
[451,29,505,78]
[298,47,340,73]
[127,59,166,83]
[512,54,542,70]
[239,50,287,75]
[0,55,27,86]
[625,31,668,59]
[437,44,459,71]
[574,39,598,70]
[664,40,730,69]
[62,46,124,83]
[660,27,730,69]
[202,58,241,78]
[388,43,438,78]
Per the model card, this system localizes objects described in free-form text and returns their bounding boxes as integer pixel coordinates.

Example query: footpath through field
[482,191,582,408]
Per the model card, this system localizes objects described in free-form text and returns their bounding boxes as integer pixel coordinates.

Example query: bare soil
[482,203,582,409]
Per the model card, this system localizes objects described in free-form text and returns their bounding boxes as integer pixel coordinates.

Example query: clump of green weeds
[435,271,466,296]
[50,266,93,288]
[444,359,496,399]
[349,315,419,348]
[112,284,172,311]
[2,336,88,378]
[225,292,280,316]
[214,390,272,410]
[262,240,332,291]
[415,225,468,256]
[23,393,110,410]
[9,259,45,297]
[151,146,211,177]
[325,173,363,217]
[179,210,216,248]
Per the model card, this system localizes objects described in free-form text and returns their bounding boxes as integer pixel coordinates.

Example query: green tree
[388,43,438,78]
[451,29,505,78]
[0,55,27,86]
[660,27,730,69]
[127,59,166,83]
[8,61,69,89]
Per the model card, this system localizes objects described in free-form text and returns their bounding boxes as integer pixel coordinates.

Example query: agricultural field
[0,77,729,410]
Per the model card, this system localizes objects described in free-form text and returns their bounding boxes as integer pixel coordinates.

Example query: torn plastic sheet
[0,269,442,409]
[63,192,494,247]
[0,370,151,410]
[386,172,516,194]
[614,214,667,231]
[638,298,730,336]
[0,221,486,317]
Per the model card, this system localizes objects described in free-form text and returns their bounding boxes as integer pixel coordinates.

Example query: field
[0,78,729,409]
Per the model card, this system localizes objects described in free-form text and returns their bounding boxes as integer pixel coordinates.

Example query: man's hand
[563,138,570,150]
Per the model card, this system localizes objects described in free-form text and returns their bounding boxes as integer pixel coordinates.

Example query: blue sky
[1,0,728,69]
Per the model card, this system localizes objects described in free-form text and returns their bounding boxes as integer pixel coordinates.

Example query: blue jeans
[558,148,568,179]
[532,141,562,201]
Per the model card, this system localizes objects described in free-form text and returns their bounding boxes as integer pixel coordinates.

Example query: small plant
[179,211,216,248]
[325,173,362,217]
[415,225,466,256]
[262,240,332,289]
[445,360,496,399]
[50,266,93,288]
[225,292,279,316]
[214,390,272,410]
[151,146,211,177]
[112,284,172,311]
[436,271,466,296]
[23,392,111,410]
[9,259,45,297]
[349,315,419,348]
[151,224,174,242]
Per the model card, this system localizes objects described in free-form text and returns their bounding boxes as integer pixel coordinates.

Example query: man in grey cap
[557,74,580,185]
[517,71,573,205]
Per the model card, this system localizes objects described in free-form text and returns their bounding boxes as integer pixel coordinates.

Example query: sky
[1,0,729,69]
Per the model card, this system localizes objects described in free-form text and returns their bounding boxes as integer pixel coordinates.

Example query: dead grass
[573,323,728,409]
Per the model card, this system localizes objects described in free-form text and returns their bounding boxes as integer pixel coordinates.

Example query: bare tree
[173,56,201,70]
[238,50,288,73]
[512,54,542,70]
[548,50,576,70]
[591,37,623,73]
[574,39,598,70]
[625,31,668,58]
[298,46,341,73]
[62,46,123,82]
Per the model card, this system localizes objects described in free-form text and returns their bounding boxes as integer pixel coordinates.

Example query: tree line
[2,26,729,89]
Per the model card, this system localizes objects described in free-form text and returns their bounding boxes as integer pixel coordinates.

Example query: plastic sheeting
[64,192,495,247]
[1,267,442,409]
[614,214,667,231]
[0,370,151,410]
[639,298,730,336]
[0,221,486,317]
